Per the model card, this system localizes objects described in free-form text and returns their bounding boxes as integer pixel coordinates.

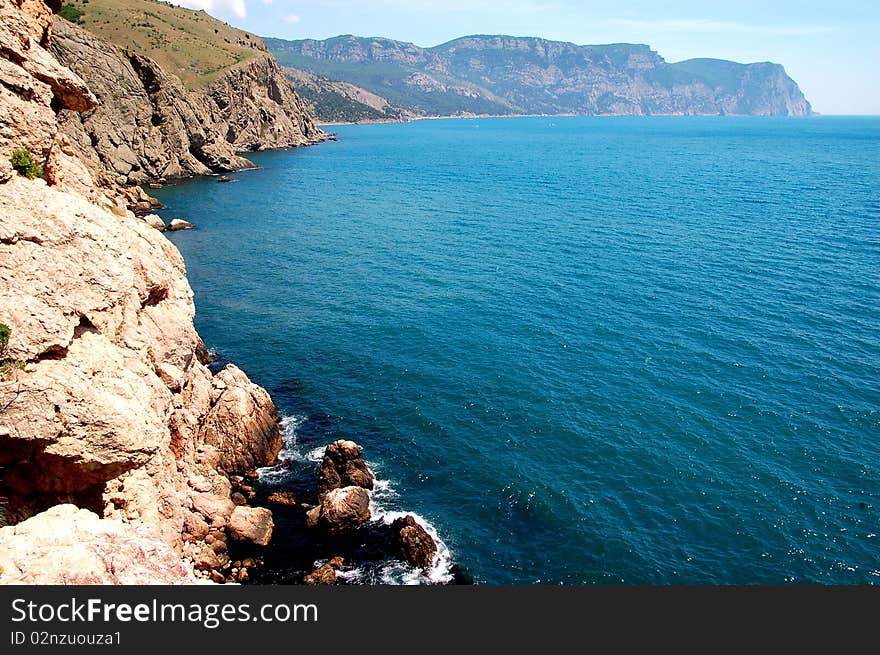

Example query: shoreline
[317,111,821,127]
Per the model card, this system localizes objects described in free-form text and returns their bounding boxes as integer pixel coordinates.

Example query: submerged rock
[319,439,374,494]
[306,486,370,533]
[391,515,437,570]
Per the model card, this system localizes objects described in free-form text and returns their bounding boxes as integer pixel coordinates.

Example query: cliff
[266,34,813,118]
[284,66,414,124]
[0,0,283,584]
[49,17,329,188]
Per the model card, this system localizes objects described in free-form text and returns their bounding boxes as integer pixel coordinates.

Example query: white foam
[256,415,314,480]
[369,481,455,585]
[261,416,456,585]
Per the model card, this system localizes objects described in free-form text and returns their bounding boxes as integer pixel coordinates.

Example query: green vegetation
[0,323,24,380]
[294,83,389,123]
[0,324,9,359]
[9,149,42,180]
[58,3,85,23]
[67,0,266,88]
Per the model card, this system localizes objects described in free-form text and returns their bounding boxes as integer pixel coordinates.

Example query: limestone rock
[227,506,274,546]
[0,0,98,200]
[204,55,330,152]
[143,214,166,231]
[198,364,283,474]
[191,493,235,525]
[0,505,195,584]
[168,218,195,231]
[50,20,330,192]
[319,439,374,494]
[50,18,252,186]
[0,0,298,584]
[390,515,437,570]
[305,486,371,534]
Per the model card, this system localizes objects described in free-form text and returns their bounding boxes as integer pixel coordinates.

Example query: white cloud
[172,0,247,19]
[603,18,836,37]
[283,13,301,24]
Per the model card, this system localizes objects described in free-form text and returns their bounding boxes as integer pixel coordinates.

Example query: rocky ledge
[0,0,285,585]
[0,0,442,586]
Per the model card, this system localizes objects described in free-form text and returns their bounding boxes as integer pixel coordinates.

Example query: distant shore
[317,113,579,127]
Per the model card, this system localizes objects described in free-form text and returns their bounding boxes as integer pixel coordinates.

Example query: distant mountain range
[266,34,813,122]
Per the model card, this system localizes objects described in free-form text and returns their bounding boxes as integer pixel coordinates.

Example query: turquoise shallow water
[154,116,880,584]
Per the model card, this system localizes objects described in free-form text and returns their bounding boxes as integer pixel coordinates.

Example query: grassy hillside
[60,0,266,88]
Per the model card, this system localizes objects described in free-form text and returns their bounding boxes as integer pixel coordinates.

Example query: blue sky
[172,0,879,114]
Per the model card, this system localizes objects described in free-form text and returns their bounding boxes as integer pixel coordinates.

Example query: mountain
[284,67,414,123]
[45,0,329,190]
[58,0,266,89]
[265,34,813,118]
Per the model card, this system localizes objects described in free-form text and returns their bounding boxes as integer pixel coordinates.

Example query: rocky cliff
[49,18,329,188]
[266,34,813,117]
[0,0,284,584]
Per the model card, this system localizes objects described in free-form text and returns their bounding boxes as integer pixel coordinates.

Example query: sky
[170,0,880,114]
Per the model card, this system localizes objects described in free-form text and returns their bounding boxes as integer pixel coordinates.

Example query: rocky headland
[49,17,331,196]
[0,0,440,585]
[267,34,813,120]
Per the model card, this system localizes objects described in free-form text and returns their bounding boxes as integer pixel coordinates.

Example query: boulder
[391,515,437,569]
[305,486,370,534]
[168,218,195,231]
[227,506,274,546]
[319,440,374,494]
[190,493,235,525]
[142,214,166,231]
[0,505,194,584]
[198,364,283,474]
[303,556,345,585]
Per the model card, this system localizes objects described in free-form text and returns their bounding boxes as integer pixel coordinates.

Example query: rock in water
[319,439,374,494]
[305,486,371,533]
[266,491,297,506]
[391,515,437,570]
[142,214,166,231]
[303,557,344,585]
[227,506,274,546]
[168,218,195,231]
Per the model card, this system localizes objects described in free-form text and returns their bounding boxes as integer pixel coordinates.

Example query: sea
[151,116,880,584]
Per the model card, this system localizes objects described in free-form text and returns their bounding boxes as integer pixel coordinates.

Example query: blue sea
[153,116,880,584]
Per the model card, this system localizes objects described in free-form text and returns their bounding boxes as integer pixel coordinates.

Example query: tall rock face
[203,54,329,151]
[50,18,329,187]
[267,34,813,117]
[50,18,252,186]
[0,0,283,583]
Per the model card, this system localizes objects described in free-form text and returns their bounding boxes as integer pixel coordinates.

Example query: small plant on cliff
[0,324,9,359]
[0,323,24,382]
[9,149,42,180]
[58,3,84,23]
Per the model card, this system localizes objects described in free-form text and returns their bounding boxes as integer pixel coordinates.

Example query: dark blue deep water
[153,116,880,584]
